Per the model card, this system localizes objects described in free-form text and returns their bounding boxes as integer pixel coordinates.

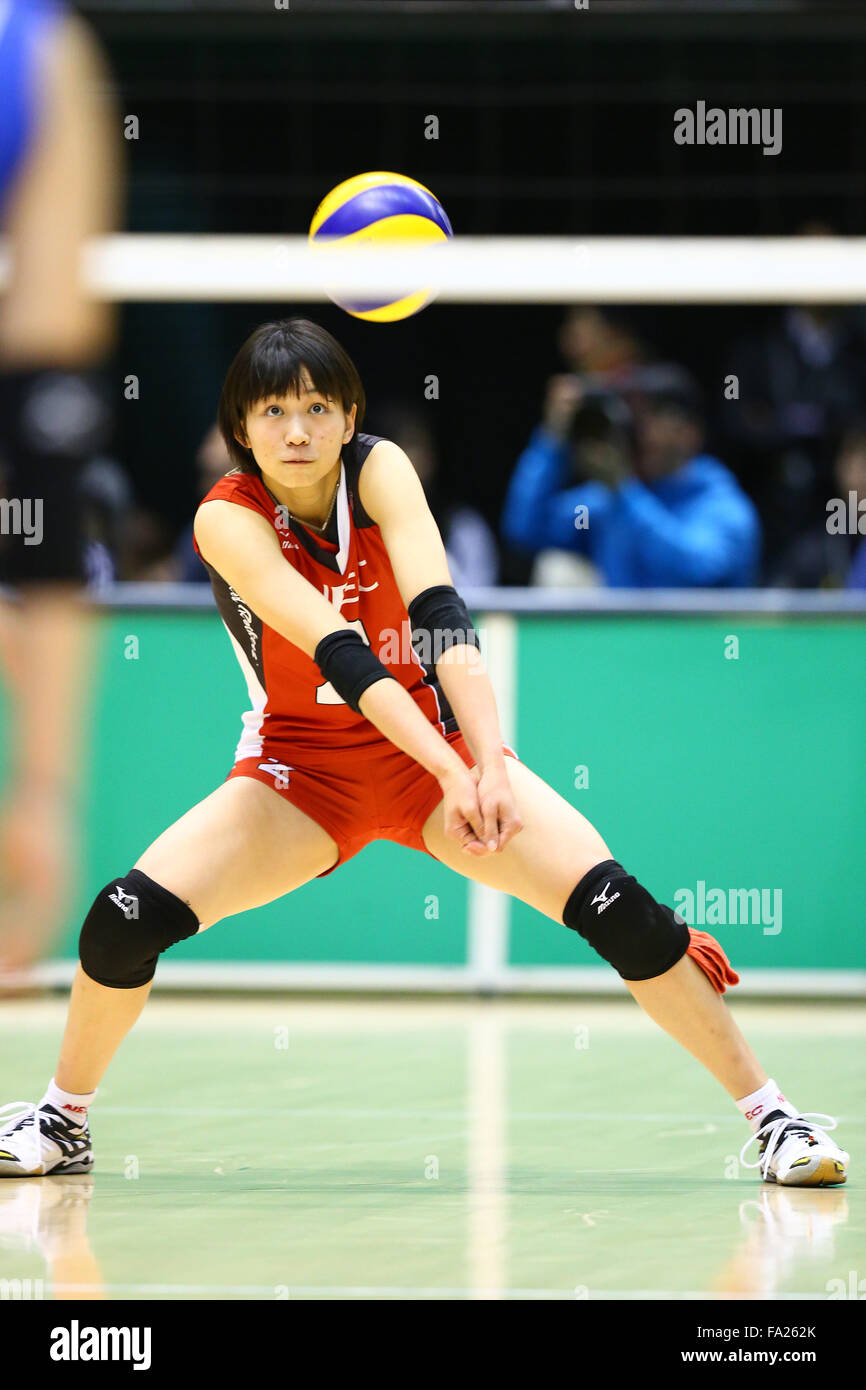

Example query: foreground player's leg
[421,756,848,1185]
[0,777,340,1177]
[0,590,98,978]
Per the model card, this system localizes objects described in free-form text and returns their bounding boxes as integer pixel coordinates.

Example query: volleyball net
[4,234,866,303]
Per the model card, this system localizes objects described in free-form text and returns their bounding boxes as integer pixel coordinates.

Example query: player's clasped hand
[440,763,524,856]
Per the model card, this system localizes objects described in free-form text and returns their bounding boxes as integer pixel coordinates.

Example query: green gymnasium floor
[0,997,862,1301]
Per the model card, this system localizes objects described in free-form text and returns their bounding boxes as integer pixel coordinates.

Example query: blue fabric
[0,0,62,217]
[175,519,210,584]
[845,536,866,590]
[501,426,762,588]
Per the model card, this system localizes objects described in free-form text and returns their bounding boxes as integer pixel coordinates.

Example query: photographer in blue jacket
[501,367,761,588]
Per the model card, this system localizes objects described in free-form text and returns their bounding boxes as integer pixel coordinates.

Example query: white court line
[90,1106,865,1122]
[466,612,516,992]
[45,1282,830,1300]
[467,1012,507,1299]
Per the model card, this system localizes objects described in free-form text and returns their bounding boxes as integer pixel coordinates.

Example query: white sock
[735,1078,797,1132]
[40,1077,97,1124]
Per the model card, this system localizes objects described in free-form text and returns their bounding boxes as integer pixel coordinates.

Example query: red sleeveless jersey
[192,432,458,760]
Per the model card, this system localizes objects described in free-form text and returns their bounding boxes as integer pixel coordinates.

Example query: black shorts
[0,454,87,586]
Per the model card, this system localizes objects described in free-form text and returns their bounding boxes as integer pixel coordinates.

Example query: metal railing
[92,583,866,615]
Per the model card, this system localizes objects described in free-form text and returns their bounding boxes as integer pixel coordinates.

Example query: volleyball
[308,170,453,322]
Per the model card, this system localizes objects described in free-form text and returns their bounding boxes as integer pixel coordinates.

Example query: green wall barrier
[1,608,863,976]
[511,617,866,972]
[0,613,468,969]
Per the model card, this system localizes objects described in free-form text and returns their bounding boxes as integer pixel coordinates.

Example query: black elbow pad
[407,584,479,666]
[314,629,396,713]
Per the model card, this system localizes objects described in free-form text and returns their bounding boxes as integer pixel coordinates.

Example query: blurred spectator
[79,454,136,591]
[173,423,233,582]
[509,306,647,586]
[721,227,866,572]
[722,305,866,566]
[771,423,866,589]
[125,508,182,582]
[373,404,500,589]
[558,305,647,383]
[80,456,181,585]
[501,366,761,588]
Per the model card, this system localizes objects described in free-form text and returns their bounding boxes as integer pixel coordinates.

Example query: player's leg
[421,756,849,1184]
[0,591,97,978]
[0,776,338,1175]
[57,774,339,1092]
[421,756,764,1098]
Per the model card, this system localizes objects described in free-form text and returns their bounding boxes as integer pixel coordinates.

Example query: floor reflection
[713,1186,849,1297]
[0,1174,104,1300]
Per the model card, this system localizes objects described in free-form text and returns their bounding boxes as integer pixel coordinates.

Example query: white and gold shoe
[0,1103,93,1178]
[740,1110,848,1187]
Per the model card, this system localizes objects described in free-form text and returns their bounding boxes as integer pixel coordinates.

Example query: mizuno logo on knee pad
[563,859,690,981]
[591,881,621,914]
[81,871,200,990]
[108,886,139,919]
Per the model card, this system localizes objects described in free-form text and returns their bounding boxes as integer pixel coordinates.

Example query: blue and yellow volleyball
[309,171,453,322]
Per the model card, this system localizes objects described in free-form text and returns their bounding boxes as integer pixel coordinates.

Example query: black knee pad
[78,870,200,989]
[562,859,690,981]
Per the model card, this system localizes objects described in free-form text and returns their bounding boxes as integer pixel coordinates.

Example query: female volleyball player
[0,319,849,1188]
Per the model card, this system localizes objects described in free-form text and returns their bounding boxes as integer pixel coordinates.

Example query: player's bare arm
[194,498,371,663]
[194,495,491,854]
[0,12,120,367]
[360,439,523,853]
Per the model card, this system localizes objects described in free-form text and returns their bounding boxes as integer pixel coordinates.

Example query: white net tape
[3,234,865,302]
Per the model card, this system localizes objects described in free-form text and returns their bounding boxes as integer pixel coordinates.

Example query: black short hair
[629,363,704,423]
[837,417,866,456]
[217,317,366,474]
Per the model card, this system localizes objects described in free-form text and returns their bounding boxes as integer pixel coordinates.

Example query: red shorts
[226,728,520,877]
